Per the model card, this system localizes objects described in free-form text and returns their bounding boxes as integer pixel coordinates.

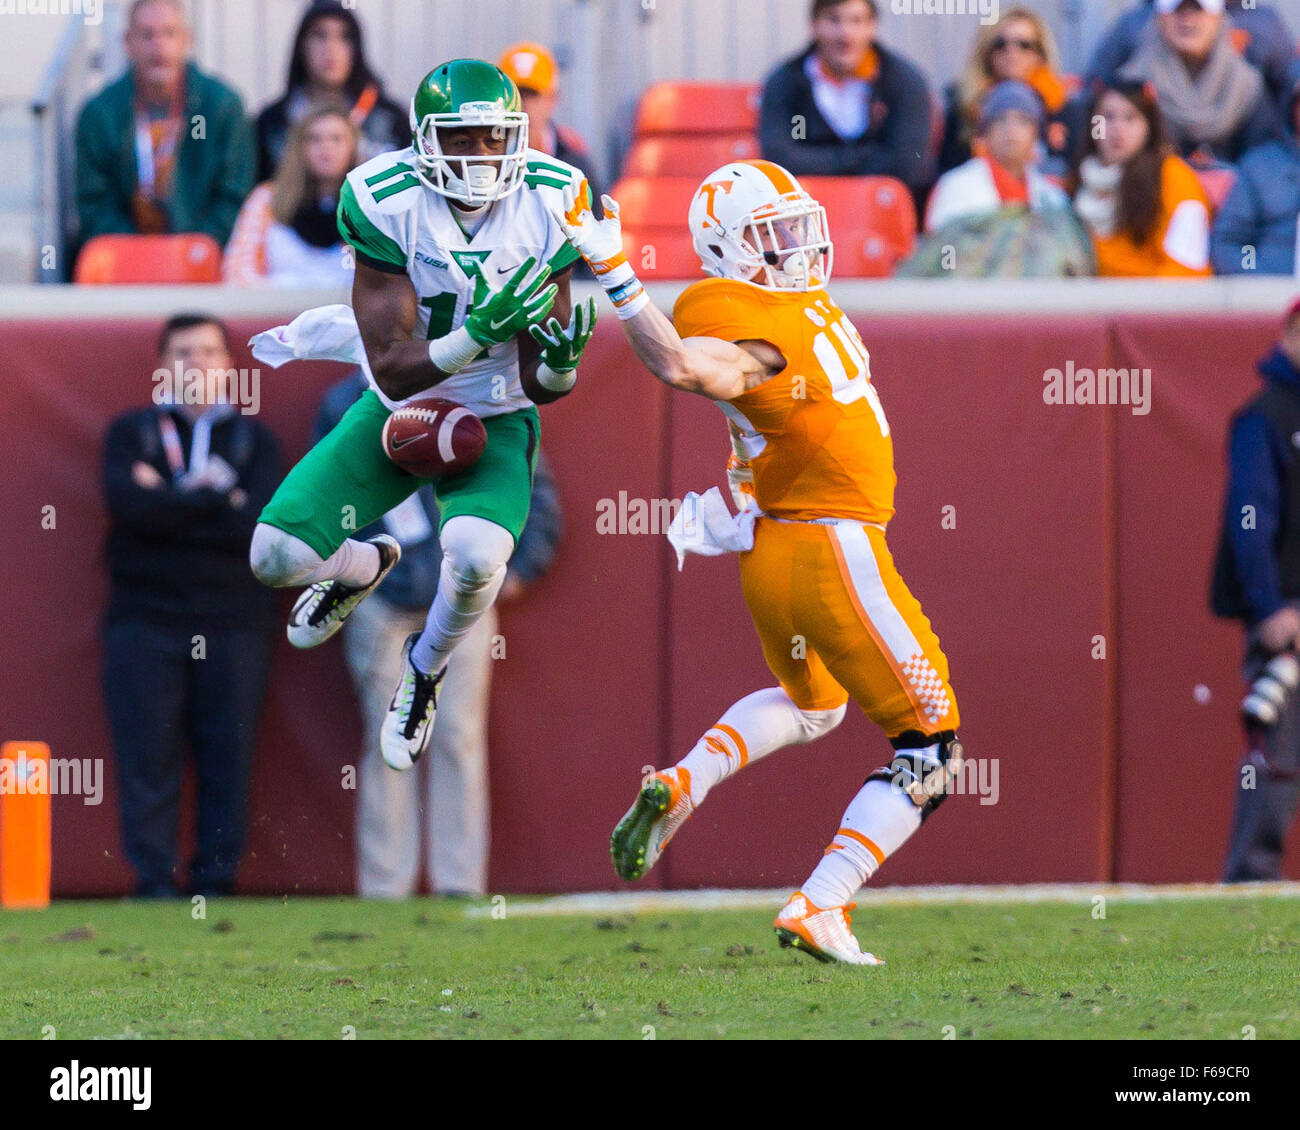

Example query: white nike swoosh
[489,314,515,331]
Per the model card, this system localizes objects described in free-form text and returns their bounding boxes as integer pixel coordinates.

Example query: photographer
[1212,298,1300,881]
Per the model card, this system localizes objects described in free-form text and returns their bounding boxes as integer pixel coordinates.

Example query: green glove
[528,296,598,372]
[465,257,559,347]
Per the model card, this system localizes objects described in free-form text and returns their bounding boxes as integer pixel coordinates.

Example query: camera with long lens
[1242,651,1300,729]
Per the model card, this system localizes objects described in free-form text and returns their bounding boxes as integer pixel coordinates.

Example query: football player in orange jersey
[548,159,965,965]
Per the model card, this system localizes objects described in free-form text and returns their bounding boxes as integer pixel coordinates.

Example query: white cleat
[379,632,442,770]
[773,891,885,966]
[287,534,401,649]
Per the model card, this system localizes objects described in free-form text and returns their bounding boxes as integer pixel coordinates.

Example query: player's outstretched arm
[546,184,763,401]
[353,258,557,402]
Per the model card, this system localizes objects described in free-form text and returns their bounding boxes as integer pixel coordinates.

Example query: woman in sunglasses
[937,8,1070,176]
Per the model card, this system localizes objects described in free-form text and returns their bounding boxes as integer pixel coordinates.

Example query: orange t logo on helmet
[697,179,735,227]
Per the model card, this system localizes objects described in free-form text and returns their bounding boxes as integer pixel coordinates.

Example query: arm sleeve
[1227,410,1287,624]
[74,100,135,240]
[509,454,563,584]
[337,176,408,274]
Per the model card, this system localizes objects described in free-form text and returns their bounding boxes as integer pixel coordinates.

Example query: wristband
[585,248,649,319]
[427,325,482,374]
[536,362,578,394]
[606,275,650,320]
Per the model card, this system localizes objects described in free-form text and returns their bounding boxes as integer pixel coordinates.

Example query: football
[380,395,487,479]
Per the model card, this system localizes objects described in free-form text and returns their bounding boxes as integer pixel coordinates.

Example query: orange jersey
[672,277,896,525]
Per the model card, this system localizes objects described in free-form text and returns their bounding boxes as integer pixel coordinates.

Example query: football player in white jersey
[250,59,596,769]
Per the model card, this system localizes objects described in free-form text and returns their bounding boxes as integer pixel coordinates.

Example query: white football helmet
[688,159,833,290]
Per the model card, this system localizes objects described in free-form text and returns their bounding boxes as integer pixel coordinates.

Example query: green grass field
[2,891,1297,1039]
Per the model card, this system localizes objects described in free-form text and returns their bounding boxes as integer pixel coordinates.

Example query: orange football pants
[739,517,959,738]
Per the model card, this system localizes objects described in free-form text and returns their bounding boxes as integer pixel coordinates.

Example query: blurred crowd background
[4,0,1300,286]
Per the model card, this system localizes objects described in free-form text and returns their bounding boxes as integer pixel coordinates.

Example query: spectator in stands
[224,105,358,288]
[254,0,406,182]
[1086,0,1294,105]
[758,0,933,198]
[903,81,1093,277]
[101,314,281,899]
[938,8,1071,176]
[926,82,1070,231]
[1211,69,1300,276]
[75,0,254,248]
[1069,81,1210,277]
[1115,0,1279,166]
[1212,299,1300,881]
[498,42,600,197]
[314,373,562,899]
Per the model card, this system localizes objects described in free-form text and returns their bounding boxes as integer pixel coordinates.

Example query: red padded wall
[0,305,1293,895]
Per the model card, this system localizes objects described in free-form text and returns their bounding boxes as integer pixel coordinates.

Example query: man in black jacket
[101,314,281,898]
[758,0,934,199]
[1213,300,1300,881]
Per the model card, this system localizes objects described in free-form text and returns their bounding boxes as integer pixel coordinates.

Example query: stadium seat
[609,175,917,279]
[622,133,760,178]
[74,233,223,285]
[1194,166,1238,215]
[608,175,700,231]
[608,176,702,278]
[633,81,760,136]
[798,176,917,277]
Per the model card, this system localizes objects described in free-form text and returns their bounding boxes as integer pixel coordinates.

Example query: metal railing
[29,3,126,283]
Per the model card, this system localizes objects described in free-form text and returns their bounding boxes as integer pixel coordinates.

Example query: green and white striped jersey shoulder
[336,147,588,417]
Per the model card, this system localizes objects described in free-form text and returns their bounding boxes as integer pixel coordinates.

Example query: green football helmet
[409,58,530,205]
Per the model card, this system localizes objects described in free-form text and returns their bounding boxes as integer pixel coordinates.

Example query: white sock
[800,779,923,909]
[674,687,845,806]
[327,538,382,588]
[250,523,378,588]
[410,515,514,676]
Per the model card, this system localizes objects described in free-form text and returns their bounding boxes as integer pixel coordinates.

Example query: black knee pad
[868,730,965,821]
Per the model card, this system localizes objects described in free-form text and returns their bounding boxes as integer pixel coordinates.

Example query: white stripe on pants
[344,593,496,897]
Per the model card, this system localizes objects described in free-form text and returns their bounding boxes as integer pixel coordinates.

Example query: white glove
[552,180,626,271]
[552,180,650,319]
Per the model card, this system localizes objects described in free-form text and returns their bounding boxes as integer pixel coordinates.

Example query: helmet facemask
[410,101,529,206]
[736,201,833,290]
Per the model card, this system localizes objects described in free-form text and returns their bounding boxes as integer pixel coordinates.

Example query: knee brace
[868,730,965,821]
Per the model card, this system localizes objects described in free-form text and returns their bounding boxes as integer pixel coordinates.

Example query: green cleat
[610,769,694,881]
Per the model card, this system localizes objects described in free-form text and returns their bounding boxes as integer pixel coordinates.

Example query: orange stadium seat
[1194,166,1238,215]
[610,175,917,280]
[622,133,760,178]
[798,176,917,276]
[610,176,702,278]
[634,81,760,136]
[74,233,223,285]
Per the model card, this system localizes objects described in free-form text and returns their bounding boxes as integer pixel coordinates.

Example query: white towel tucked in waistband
[666,487,760,571]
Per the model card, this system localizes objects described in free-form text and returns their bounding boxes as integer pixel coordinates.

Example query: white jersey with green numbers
[337,145,584,416]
